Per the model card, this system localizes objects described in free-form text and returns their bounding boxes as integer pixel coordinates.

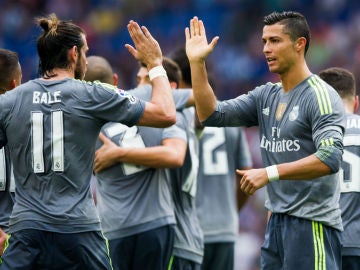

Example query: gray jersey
[203,75,345,230]
[0,146,15,233]
[196,126,252,243]
[95,93,187,240]
[128,84,191,111]
[339,113,360,256]
[0,78,145,233]
[169,107,204,264]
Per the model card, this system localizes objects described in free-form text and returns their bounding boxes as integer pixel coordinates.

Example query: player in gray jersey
[0,49,22,261]
[170,47,253,270]
[185,12,345,270]
[87,57,191,270]
[0,14,177,270]
[196,126,252,270]
[319,67,360,270]
[159,57,204,270]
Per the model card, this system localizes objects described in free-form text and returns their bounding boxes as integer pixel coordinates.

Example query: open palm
[185,16,219,62]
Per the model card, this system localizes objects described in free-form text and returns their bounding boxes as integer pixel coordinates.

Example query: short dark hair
[36,13,85,78]
[0,48,20,91]
[163,57,181,87]
[84,56,114,85]
[319,67,356,101]
[264,11,311,55]
[170,47,191,87]
[140,57,181,87]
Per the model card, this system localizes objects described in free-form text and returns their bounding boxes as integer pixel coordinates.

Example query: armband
[148,66,167,81]
[265,165,279,182]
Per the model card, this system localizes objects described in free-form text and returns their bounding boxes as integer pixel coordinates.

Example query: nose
[263,41,270,54]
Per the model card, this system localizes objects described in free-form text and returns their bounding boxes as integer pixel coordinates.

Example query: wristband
[148,66,167,81]
[265,165,279,182]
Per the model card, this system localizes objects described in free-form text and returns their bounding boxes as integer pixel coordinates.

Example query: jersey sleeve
[87,82,146,127]
[202,86,262,127]
[127,85,191,111]
[162,111,187,142]
[308,76,345,173]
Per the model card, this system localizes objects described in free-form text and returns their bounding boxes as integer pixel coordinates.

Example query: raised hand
[125,20,162,69]
[185,16,219,63]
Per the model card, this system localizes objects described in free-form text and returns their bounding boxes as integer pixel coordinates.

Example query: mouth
[266,57,276,64]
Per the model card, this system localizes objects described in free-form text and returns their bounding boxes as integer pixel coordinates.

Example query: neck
[344,102,355,114]
[280,61,312,92]
[42,68,74,80]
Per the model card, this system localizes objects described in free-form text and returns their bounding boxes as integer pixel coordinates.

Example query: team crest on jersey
[118,89,137,104]
[275,103,287,120]
[289,106,299,121]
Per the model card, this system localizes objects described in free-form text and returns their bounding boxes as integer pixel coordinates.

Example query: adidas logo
[262,107,270,116]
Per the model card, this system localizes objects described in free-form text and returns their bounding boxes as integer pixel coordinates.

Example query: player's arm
[94,133,187,173]
[185,16,219,122]
[237,154,334,196]
[126,20,176,128]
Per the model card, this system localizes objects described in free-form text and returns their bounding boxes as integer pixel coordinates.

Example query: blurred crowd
[2,0,360,99]
[1,1,360,269]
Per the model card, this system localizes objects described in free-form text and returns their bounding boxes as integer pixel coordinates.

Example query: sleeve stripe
[308,76,333,115]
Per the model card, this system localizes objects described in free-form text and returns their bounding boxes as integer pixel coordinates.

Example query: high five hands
[185,16,219,62]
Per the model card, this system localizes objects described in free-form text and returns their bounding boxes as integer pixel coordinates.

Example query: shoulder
[305,75,340,99]
[304,75,343,113]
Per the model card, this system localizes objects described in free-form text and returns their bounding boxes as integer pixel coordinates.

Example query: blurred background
[2,0,359,269]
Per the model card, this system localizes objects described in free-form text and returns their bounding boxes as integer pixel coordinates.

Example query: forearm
[189,61,217,121]
[119,145,184,168]
[238,154,332,196]
[150,71,176,121]
[138,74,176,128]
[277,154,331,180]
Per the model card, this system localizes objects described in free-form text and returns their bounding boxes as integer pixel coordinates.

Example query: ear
[113,73,119,87]
[354,95,359,112]
[170,81,178,89]
[295,37,306,53]
[9,79,17,90]
[69,46,78,62]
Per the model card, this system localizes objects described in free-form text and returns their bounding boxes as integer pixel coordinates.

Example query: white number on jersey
[32,111,64,173]
[202,127,229,175]
[340,149,360,192]
[0,148,6,190]
[182,137,199,197]
[105,123,147,175]
[0,148,15,192]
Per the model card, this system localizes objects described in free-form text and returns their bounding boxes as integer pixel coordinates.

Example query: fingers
[238,170,256,195]
[236,169,244,176]
[185,27,190,41]
[93,151,102,174]
[124,44,137,58]
[189,16,201,37]
[241,179,255,195]
[98,132,107,143]
[209,36,220,50]
[141,26,156,44]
